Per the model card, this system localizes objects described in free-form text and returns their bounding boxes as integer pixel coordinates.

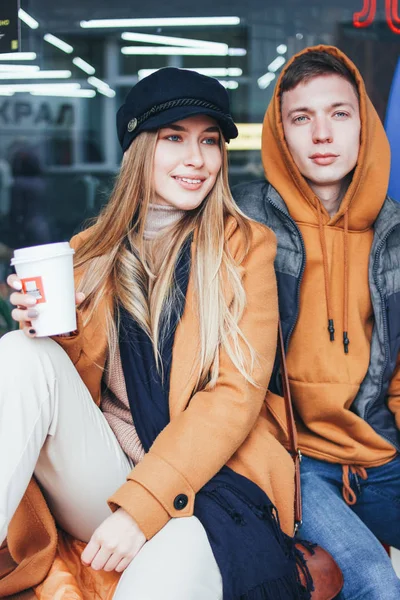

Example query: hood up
[262,45,391,231]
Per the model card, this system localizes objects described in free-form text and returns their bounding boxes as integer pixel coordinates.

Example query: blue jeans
[299,455,400,600]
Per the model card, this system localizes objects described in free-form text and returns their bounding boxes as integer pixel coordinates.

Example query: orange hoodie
[262,45,397,474]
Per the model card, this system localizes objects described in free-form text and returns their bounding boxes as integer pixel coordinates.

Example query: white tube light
[228,48,246,56]
[44,34,74,54]
[258,72,276,90]
[268,56,286,73]
[0,70,72,80]
[138,67,243,80]
[0,83,80,93]
[277,44,287,54]
[18,9,39,29]
[122,46,246,56]
[72,57,96,75]
[0,64,40,72]
[0,91,14,95]
[122,46,225,56]
[87,76,116,96]
[81,17,240,28]
[121,32,227,51]
[87,75,110,91]
[97,87,116,98]
[206,67,242,76]
[219,80,239,89]
[0,52,37,60]
[31,89,96,98]
[137,69,158,79]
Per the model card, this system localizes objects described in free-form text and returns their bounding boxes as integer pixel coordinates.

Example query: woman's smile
[172,174,206,191]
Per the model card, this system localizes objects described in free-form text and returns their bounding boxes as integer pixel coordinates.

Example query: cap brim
[140,105,238,142]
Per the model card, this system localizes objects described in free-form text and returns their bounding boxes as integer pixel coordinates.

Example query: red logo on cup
[21,277,46,304]
[353,0,400,34]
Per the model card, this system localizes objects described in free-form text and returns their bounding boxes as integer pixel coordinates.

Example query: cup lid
[11,242,74,265]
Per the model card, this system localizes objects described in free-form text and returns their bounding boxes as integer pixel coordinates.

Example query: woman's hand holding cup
[7,273,85,338]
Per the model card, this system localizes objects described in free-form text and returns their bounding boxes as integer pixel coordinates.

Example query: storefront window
[0,0,399,321]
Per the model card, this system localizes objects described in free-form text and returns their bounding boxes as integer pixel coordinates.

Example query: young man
[234,45,400,599]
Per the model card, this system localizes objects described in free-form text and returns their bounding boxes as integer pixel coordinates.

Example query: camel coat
[0,218,295,597]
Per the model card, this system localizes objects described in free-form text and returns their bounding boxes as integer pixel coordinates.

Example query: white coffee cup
[11,242,76,337]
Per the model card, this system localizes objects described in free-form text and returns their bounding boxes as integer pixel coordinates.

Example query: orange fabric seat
[34,532,121,600]
[1,533,121,600]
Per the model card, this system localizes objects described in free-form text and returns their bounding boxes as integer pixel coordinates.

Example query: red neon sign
[353,0,400,34]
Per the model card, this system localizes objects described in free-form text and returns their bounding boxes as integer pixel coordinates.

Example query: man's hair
[280,51,359,99]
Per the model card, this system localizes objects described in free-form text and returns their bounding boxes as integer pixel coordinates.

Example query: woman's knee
[0,329,29,352]
[0,329,69,372]
[0,329,57,358]
[113,517,222,600]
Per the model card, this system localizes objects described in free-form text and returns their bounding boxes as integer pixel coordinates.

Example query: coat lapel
[169,254,200,419]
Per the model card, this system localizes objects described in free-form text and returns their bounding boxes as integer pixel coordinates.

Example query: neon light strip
[386,0,400,34]
[353,0,377,28]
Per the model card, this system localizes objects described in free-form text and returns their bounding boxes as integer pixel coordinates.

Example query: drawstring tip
[328,319,335,341]
[343,332,349,354]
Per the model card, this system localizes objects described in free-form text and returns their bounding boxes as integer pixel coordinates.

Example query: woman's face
[152,114,222,210]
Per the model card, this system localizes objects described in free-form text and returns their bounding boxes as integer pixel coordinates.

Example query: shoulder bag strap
[277,321,302,533]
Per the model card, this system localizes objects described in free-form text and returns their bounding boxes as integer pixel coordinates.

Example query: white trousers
[0,331,222,599]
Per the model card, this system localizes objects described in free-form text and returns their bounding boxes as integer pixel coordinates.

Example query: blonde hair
[74,129,256,392]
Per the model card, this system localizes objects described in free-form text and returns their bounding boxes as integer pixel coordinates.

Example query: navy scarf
[119,238,312,600]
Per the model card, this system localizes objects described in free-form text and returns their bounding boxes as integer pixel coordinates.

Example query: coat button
[173,494,188,510]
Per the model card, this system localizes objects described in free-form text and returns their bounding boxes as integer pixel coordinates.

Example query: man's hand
[81,508,146,573]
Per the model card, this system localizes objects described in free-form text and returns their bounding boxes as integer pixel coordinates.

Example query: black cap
[117,67,238,152]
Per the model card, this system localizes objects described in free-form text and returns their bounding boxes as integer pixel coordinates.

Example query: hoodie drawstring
[343,210,350,354]
[316,200,335,342]
[316,200,350,354]
[342,465,368,505]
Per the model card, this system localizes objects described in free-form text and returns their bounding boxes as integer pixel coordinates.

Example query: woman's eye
[167,134,181,142]
[202,137,218,145]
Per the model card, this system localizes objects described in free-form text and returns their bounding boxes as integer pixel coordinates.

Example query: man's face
[281,74,361,192]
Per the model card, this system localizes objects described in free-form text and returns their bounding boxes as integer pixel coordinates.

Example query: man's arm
[387,353,400,429]
[232,180,270,225]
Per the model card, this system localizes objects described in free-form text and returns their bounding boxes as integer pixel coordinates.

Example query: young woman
[0,68,311,599]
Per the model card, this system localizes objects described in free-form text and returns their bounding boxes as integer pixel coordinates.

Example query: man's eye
[334,112,348,118]
[293,115,308,124]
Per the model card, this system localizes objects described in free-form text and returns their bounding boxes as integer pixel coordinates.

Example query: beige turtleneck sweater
[101,203,185,463]
[143,203,185,240]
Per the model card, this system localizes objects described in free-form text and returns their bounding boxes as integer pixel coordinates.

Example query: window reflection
[1,2,399,324]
